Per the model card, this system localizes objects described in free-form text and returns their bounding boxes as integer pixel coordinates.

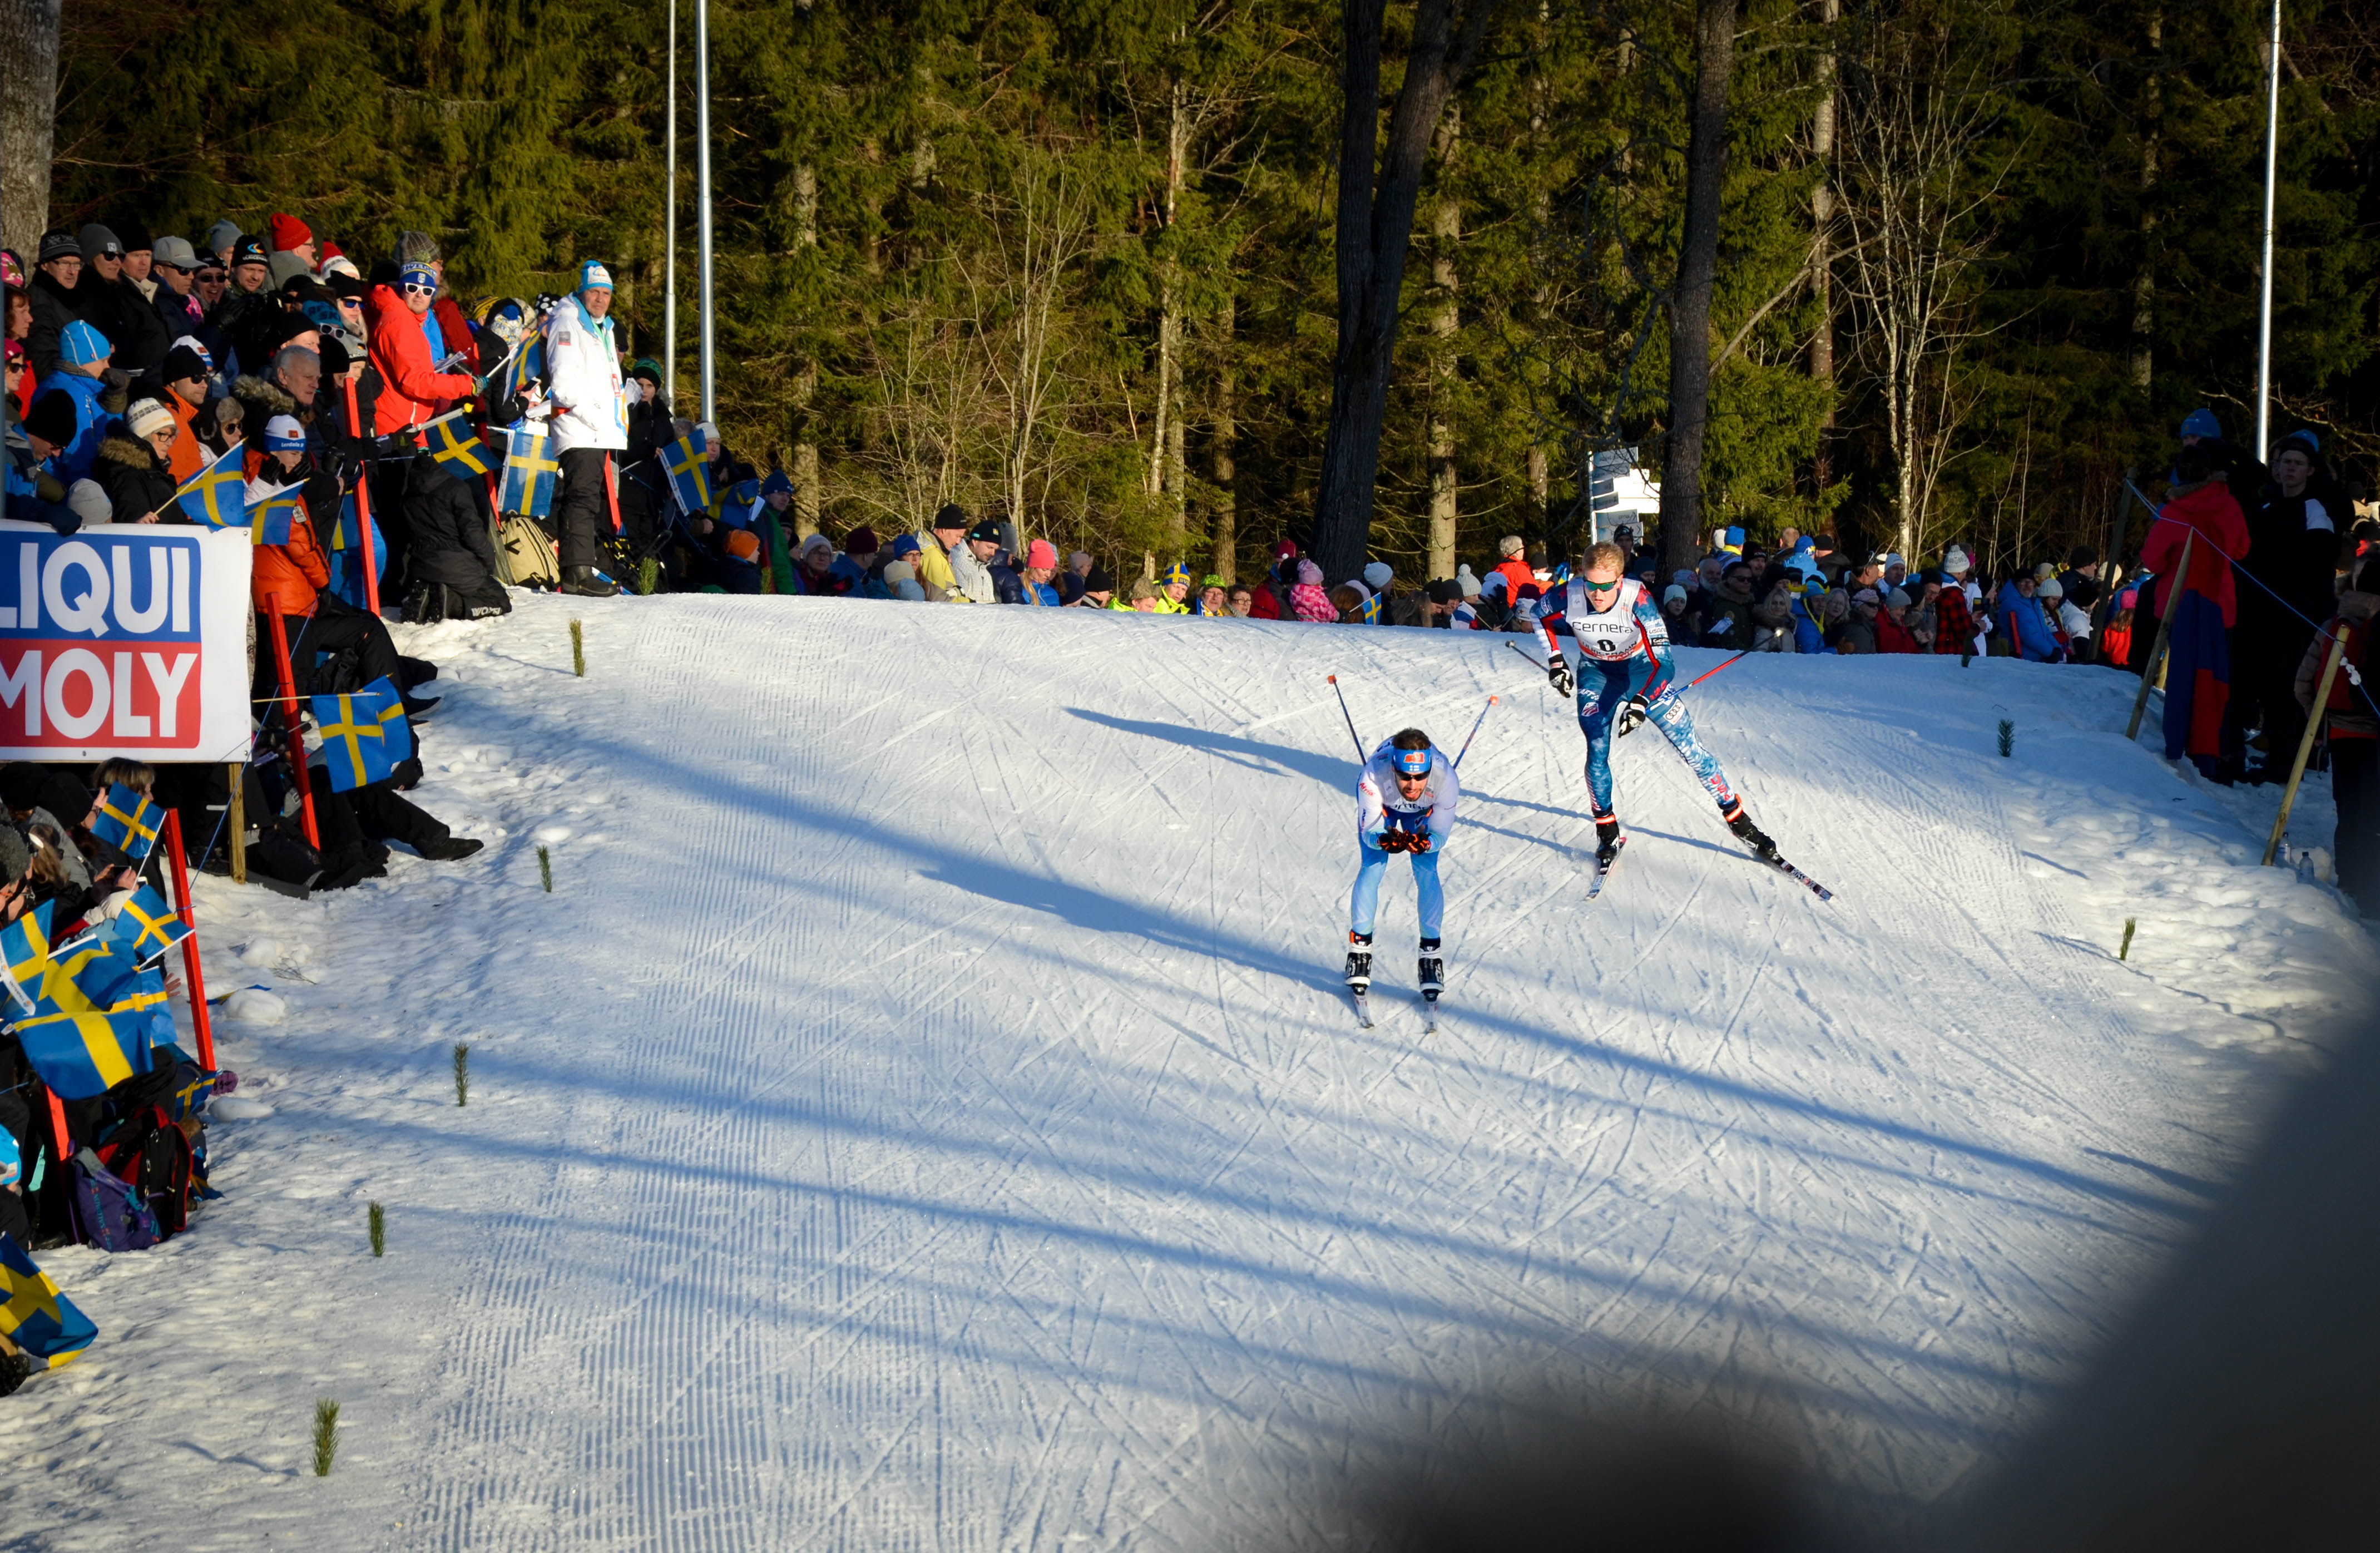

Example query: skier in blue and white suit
[1345,729,1458,999]
[1537,540,1776,867]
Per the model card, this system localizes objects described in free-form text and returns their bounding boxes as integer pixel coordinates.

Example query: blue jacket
[49,369,113,483]
[1996,581,2060,661]
[828,554,890,599]
[1791,597,1829,655]
[4,438,80,534]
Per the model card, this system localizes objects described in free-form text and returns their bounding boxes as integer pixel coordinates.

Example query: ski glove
[1407,829,1434,854]
[1547,656,1574,699]
[1375,829,1412,854]
[1616,696,1649,738]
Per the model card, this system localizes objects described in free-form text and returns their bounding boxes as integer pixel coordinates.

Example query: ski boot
[1593,811,1623,868]
[1417,938,1443,1000]
[1344,931,1374,993]
[1724,803,1778,863]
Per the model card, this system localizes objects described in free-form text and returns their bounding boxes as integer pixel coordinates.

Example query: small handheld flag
[0,900,54,1015]
[0,1234,98,1371]
[661,431,712,518]
[175,443,246,527]
[494,333,547,405]
[310,688,406,792]
[498,423,560,518]
[359,675,417,764]
[13,1005,146,1100]
[246,492,301,546]
[330,488,385,566]
[422,409,496,481]
[90,784,162,863]
[105,883,194,966]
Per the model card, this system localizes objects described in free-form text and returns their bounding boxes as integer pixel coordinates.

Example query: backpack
[71,1146,160,1251]
[497,513,561,588]
[94,1103,195,1239]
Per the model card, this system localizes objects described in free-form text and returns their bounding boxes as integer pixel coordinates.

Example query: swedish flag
[90,784,161,863]
[14,1005,146,1100]
[423,409,495,481]
[497,423,559,519]
[330,489,382,560]
[310,689,403,792]
[105,883,192,966]
[662,431,711,517]
[2,900,55,1012]
[0,1234,97,1371]
[361,675,415,761]
[175,442,246,527]
[41,939,138,1016]
[496,333,546,406]
[246,492,301,546]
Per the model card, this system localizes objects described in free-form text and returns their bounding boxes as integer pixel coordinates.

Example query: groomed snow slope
[4,594,2372,1550]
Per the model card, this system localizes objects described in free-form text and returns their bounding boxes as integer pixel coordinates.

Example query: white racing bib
[1565,577,1651,661]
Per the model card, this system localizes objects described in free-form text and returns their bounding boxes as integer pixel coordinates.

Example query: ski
[1421,1000,1439,1035]
[1754,849,1833,902]
[1350,991,1375,1028]
[1586,833,1627,898]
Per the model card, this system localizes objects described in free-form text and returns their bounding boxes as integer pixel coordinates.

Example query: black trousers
[2333,739,2380,917]
[315,779,450,860]
[258,596,402,700]
[552,447,616,570]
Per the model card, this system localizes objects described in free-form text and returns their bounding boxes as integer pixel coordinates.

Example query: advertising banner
[0,521,254,763]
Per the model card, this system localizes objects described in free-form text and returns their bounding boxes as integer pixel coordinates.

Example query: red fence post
[265,611,320,849]
[159,808,216,1071]
[344,377,380,616]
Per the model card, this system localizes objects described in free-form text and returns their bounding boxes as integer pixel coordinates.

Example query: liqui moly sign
[0,522,254,761]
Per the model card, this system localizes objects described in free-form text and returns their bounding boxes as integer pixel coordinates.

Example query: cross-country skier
[1538,541,1777,869]
[1347,729,1459,1005]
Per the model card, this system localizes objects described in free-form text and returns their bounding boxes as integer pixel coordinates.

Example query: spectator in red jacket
[2143,443,2253,777]
[365,264,477,436]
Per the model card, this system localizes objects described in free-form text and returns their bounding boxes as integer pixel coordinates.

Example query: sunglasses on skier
[1581,578,1621,595]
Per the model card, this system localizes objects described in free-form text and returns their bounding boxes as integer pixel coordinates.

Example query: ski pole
[1325,675,1366,761]
[1451,696,1497,770]
[1684,647,1755,690]
[1505,640,1547,671]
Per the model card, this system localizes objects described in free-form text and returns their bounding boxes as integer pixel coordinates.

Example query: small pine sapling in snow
[2119,918,2137,961]
[453,1042,471,1107]
[368,1201,385,1257]
[1997,719,2015,757]
[311,1399,340,1476]
[570,618,586,677]
[636,556,659,596]
[537,845,553,893]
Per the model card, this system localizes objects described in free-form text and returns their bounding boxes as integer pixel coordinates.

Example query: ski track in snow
[1,596,2370,1550]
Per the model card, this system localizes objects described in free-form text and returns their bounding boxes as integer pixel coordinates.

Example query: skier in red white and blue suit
[1538,541,1777,867]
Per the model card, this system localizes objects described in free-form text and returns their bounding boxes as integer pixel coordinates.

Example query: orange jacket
[2142,480,2250,627]
[253,503,331,617]
[165,393,205,482]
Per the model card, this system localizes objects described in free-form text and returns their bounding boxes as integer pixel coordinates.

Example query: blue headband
[1392,748,1431,776]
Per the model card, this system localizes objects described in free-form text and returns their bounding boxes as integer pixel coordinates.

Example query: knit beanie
[393,230,441,266]
[1943,546,1971,576]
[1362,561,1393,590]
[1455,565,1480,598]
[2179,408,2220,441]
[1082,564,1115,593]
[66,480,111,527]
[844,526,880,556]
[399,262,438,293]
[576,260,614,294]
[725,528,761,561]
[125,398,175,440]
[204,220,242,258]
[23,389,77,447]
[77,224,122,260]
[1026,539,1058,570]
[1295,560,1323,586]
[263,415,308,451]
[59,320,111,366]
[267,212,313,253]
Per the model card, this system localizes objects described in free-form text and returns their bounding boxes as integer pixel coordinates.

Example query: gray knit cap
[393,230,441,265]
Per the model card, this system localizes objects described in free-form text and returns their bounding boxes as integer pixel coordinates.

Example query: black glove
[1374,828,1411,854]
[1548,656,1574,698]
[1616,696,1649,738]
[1407,829,1434,854]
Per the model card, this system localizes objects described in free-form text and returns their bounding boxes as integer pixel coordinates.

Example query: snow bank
[2,594,2367,1548]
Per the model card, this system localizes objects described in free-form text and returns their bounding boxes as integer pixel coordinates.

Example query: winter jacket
[2244,484,2348,638]
[209,289,278,376]
[402,454,508,606]
[2298,593,2378,740]
[1995,582,2060,661]
[2143,481,2251,627]
[1490,556,1534,603]
[1875,611,1919,654]
[152,282,206,349]
[1933,581,1978,654]
[1830,615,1879,655]
[944,541,998,604]
[92,433,179,523]
[83,274,169,377]
[909,534,959,601]
[4,436,76,533]
[543,295,626,454]
[253,496,332,617]
[230,373,304,450]
[1700,592,1757,649]
[1290,582,1335,622]
[47,368,114,482]
[365,286,477,436]
[829,554,890,599]
[164,392,207,482]
[431,295,479,374]
[26,271,82,376]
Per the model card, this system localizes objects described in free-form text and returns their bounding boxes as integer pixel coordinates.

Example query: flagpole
[665,0,679,414]
[2254,0,2282,457]
[695,0,716,425]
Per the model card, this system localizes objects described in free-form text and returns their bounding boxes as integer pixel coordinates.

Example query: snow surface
[3,595,2372,1550]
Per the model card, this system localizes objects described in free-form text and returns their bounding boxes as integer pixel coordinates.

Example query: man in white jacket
[545,260,629,597]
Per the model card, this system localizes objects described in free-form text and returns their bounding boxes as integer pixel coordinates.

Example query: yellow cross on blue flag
[360,675,416,763]
[104,883,192,966]
[0,1233,97,1371]
[497,333,546,407]
[13,1005,147,1100]
[175,442,246,527]
[90,784,161,863]
[662,430,712,518]
[498,422,559,518]
[310,687,405,792]
[423,408,495,481]
[246,491,301,546]
[1,900,55,1015]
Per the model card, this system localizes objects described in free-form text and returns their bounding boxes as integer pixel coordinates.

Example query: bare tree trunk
[1211,295,1237,584]
[1309,0,1501,583]
[793,160,820,526]
[1810,0,1839,488]
[0,0,62,259]
[1426,107,1461,582]
[2130,11,2160,390]
[1655,0,1739,586]
[1527,0,1552,539]
[1147,80,1190,557]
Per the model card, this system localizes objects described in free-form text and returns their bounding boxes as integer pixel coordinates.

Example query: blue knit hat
[577,260,614,294]
[2179,408,2221,441]
[59,319,111,366]
[761,469,794,497]
[263,415,308,452]
[398,262,438,293]
[1162,562,1191,588]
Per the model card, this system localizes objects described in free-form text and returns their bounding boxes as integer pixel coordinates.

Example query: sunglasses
[1581,578,1621,595]
[402,282,437,296]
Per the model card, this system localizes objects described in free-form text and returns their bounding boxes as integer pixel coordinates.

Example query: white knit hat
[125,397,174,440]
[1943,545,1971,575]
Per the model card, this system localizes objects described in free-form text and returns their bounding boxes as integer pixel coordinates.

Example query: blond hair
[1584,541,1626,573]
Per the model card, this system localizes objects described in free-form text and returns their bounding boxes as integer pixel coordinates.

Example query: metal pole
[695,0,716,424]
[2264,630,2344,865]
[665,0,678,413]
[2254,0,2281,457]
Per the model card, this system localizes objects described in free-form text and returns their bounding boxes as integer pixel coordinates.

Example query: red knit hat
[267,212,313,253]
